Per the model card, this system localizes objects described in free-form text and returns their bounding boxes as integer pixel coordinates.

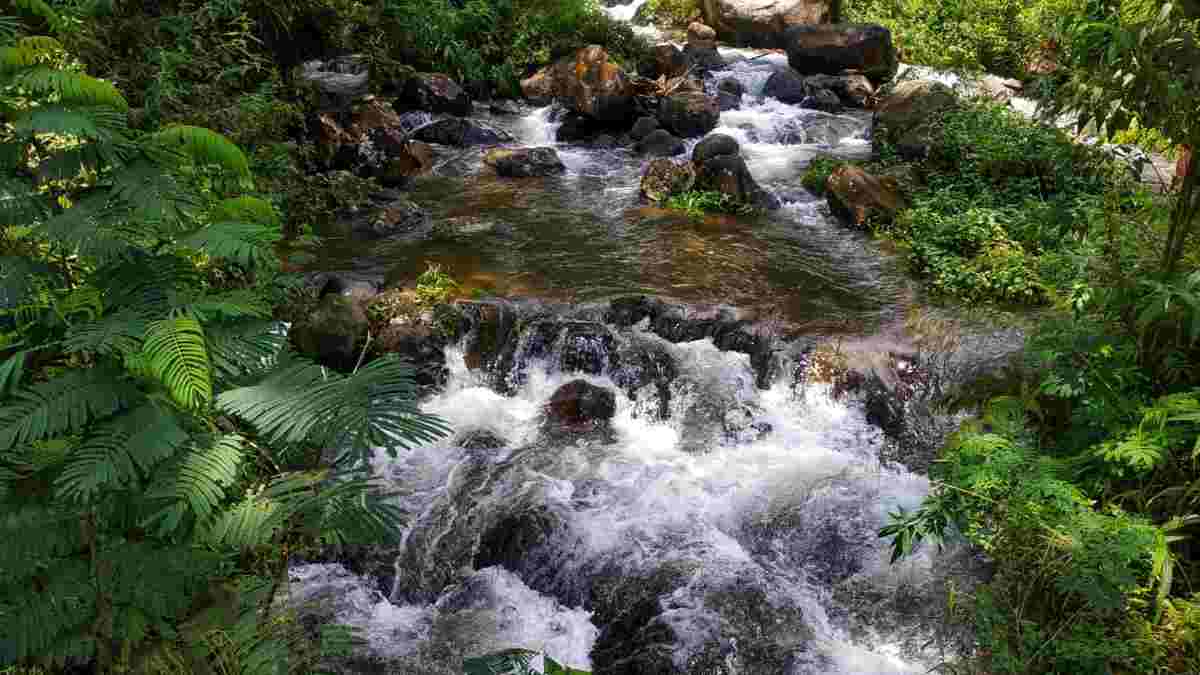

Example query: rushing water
[290,16,980,674]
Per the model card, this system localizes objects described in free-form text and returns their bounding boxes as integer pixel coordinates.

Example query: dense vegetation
[3,0,1200,672]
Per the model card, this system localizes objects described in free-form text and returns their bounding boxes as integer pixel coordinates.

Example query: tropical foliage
[0,3,448,671]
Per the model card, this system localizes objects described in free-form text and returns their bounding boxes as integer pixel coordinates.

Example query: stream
[287,9,985,675]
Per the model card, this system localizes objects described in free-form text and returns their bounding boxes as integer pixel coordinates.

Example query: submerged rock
[484,147,567,177]
[800,86,843,113]
[336,192,432,239]
[640,158,696,202]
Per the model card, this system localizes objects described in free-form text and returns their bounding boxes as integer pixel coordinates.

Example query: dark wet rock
[783,23,898,85]
[630,115,661,142]
[364,129,434,184]
[592,134,618,148]
[695,154,781,210]
[373,319,448,391]
[692,133,741,166]
[807,72,875,107]
[555,112,596,143]
[560,321,618,375]
[657,91,720,138]
[652,43,689,79]
[412,118,513,146]
[639,158,696,202]
[636,129,686,157]
[396,73,473,116]
[716,77,744,111]
[455,299,519,374]
[488,100,523,116]
[300,57,369,110]
[801,86,843,113]
[455,429,508,450]
[873,79,959,159]
[605,296,668,327]
[483,147,566,177]
[682,43,726,73]
[545,380,616,430]
[339,193,432,240]
[310,271,383,302]
[462,78,492,102]
[763,68,809,103]
[611,339,677,420]
[291,294,368,372]
[474,507,568,575]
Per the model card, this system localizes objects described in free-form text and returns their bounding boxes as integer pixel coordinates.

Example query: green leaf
[144,434,245,535]
[144,125,253,188]
[182,220,281,268]
[143,314,212,410]
[0,366,139,450]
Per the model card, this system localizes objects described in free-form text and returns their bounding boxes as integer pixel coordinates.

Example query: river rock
[456,299,518,373]
[763,68,809,103]
[806,72,874,107]
[365,129,435,184]
[396,72,473,116]
[372,319,448,391]
[783,24,898,85]
[800,86,843,113]
[825,164,905,227]
[692,132,741,165]
[636,129,686,157]
[657,91,720,138]
[716,77,744,110]
[290,294,368,372]
[687,21,718,49]
[640,158,696,201]
[653,43,690,79]
[520,45,635,122]
[695,154,780,210]
[337,192,432,239]
[683,43,726,73]
[630,115,661,142]
[545,380,616,429]
[488,100,523,116]
[300,57,370,110]
[701,0,836,47]
[873,79,958,158]
[483,147,566,177]
[412,118,513,146]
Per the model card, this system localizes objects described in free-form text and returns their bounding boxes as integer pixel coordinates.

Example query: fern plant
[0,5,448,672]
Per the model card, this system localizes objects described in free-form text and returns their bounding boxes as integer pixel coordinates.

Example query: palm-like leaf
[144,125,253,188]
[0,366,140,450]
[54,403,189,503]
[14,67,128,109]
[61,307,150,356]
[9,0,67,34]
[217,354,451,465]
[183,220,282,268]
[205,319,286,386]
[0,175,50,223]
[1,255,52,308]
[143,314,212,410]
[144,434,245,536]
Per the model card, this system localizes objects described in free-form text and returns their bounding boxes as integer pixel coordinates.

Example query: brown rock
[654,43,690,79]
[640,158,696,201]
[873,79,958,157]
[687,21,718,49]
[701,0,836,47]
[783,23,898,85]
[520,46,635,122]
[825,165,905,227]
[545,380,616,429]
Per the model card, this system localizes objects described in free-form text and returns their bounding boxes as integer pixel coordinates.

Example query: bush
[634,0,700,27]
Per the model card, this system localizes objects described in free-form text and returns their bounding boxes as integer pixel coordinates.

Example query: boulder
[489,100,523,116]
[800,86,843,113]
[873,79,958,158]
[783,24,898,85]
[291,294,369,372]
[636,129,686,157]
[520,46,635,123]
[701,0,836,47]
[483,147,567,177]
[683,43,726,73]
[640,159,697,201]
[687,21,718,49]
[716,77,745,111]
[365,129,435,184]
[806,73,874,107]
[825,164,905,227]
[555,112,596,143]
[763,68,808,103]
[653,43,690,79]
[658,91,721,138]
[396,73,473,116]
[412,118,513,146]
[692,133,741,165]
[456,299,518,373]
[545,380,617,430]
[630,116,661,142]
[560,322,618,375]
[695,154,780,209]
[300,58,370,110]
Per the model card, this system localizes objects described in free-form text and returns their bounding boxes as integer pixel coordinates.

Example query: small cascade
[286,299,974,674]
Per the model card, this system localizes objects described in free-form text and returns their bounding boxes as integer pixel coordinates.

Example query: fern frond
[182,288,272,321]
[54,403,189,503]
[143,434,245,536]
[205,319,286,385]
[209,196,279,225]
[144,125,253,188]
[61,307,150,356]
[182,220,281,268]
[108,157,202,230]
[95,252,202,313]
[0,175,50,224]
[1,255,53,307]
[0,503,85,577]
[0,366,140,450]
[0,16,20,44]
[0,349,29,396]
[14,67,128,110]
[217,354,450,465]
[10,0,68,34]
[0,557,94,664]
[143,314,212,410]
